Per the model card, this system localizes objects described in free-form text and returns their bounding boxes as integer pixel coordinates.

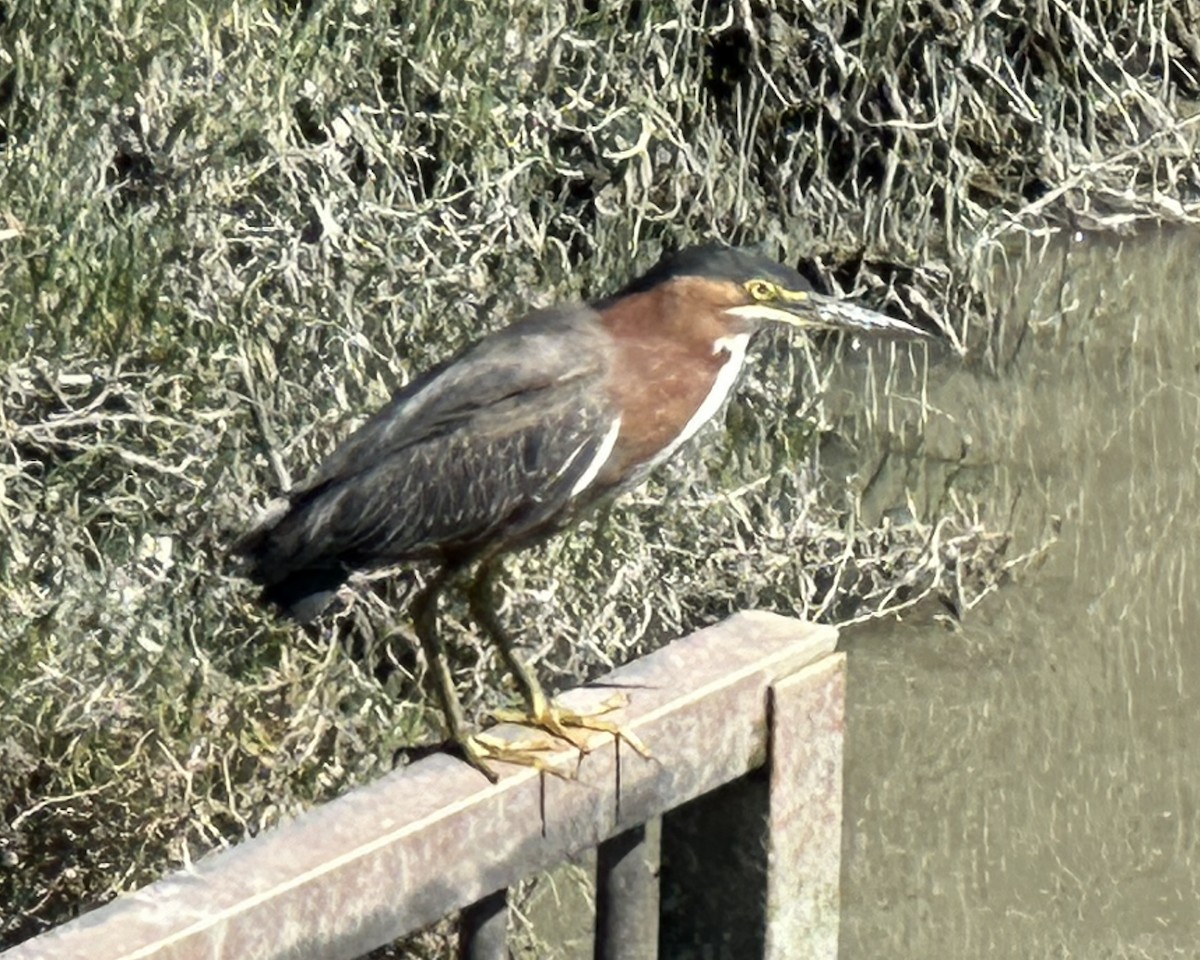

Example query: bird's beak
[727,291,928,338]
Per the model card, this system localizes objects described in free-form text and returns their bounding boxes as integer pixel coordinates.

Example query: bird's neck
[600,277,749,347]
[597,284,754,478]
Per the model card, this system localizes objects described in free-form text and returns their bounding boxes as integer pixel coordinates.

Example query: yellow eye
[745,279,779,301]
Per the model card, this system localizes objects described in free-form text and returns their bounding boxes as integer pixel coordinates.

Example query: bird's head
[613,243,927,341]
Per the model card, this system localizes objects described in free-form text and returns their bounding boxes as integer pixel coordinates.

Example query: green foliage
[2,0,1197,948]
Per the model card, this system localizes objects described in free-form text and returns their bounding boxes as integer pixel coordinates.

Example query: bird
[235,243,927,779]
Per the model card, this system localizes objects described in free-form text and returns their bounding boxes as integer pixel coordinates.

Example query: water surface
[838,229,1200,957]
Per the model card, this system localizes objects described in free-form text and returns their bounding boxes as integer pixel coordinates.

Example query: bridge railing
[2,611,844,960]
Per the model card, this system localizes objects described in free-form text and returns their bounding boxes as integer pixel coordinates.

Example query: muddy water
[834,230,1200,957]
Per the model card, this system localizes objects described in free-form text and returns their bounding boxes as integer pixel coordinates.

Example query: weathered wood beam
[3,611,838,960]
[765,654,846,960]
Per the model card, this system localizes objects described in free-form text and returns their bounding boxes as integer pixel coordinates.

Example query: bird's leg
[468,559,651,760]
[411,566,569,780]
[467,560,556,726]
[410,568,506,782]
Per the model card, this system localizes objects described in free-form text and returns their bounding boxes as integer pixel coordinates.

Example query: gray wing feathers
[292,305,609,496]
[245,305,616,580]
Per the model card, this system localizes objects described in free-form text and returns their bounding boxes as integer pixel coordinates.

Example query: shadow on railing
[1,611,844,960]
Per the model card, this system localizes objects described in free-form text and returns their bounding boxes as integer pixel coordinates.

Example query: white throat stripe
[649,332,751,468]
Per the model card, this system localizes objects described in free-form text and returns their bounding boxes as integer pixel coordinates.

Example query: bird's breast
[602,331,751,477]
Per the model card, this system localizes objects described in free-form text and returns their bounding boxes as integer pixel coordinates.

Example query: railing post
[459,888,508,960]
[764,653,846,960]
[593,819,661,960]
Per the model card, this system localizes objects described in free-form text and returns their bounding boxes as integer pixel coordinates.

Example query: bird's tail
[256,566,347,623]
[232,500,346,623]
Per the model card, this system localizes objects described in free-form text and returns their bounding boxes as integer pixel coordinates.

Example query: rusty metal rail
[2,611,844,960]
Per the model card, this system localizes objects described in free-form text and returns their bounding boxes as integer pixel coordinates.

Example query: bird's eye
[746,279,779,301]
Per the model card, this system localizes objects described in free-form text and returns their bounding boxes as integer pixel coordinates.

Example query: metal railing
[2,611,844,960]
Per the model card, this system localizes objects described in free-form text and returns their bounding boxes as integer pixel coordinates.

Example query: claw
[454,730,579,782]
[488,694,653,762]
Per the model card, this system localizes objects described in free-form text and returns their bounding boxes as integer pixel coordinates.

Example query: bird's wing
[241,305,619,578]
[290,305,611,498]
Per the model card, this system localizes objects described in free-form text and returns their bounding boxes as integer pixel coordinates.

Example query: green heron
[236,244,925,778]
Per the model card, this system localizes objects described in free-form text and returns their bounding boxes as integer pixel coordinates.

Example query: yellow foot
[489,694,653,761]
[455,729,578,783]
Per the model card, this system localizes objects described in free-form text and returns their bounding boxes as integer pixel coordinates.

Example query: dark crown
[611,243,812,298]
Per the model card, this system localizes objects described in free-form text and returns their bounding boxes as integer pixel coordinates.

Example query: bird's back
[236,305,617,618]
